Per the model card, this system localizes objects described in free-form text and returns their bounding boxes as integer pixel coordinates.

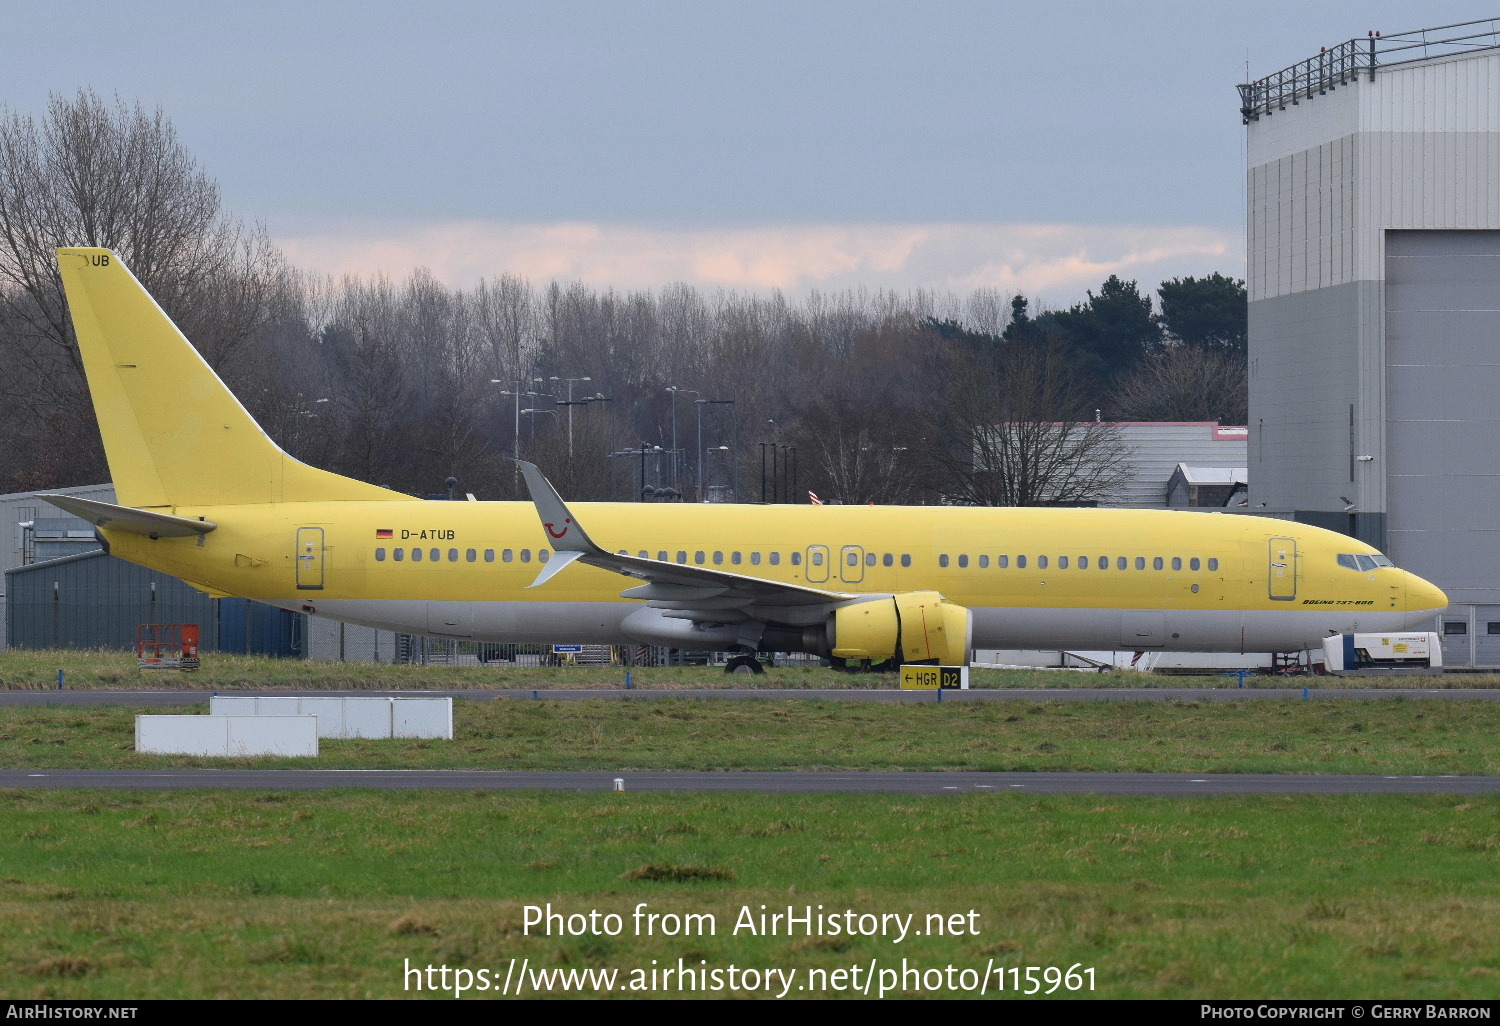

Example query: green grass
[4,696,1499,775]
[0,789,1495,999]
[2,648,1493,690]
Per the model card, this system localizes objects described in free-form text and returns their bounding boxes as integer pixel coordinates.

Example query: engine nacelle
[828,591,972,665]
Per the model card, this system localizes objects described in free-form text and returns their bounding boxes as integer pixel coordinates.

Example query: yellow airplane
[41,247,1447,672]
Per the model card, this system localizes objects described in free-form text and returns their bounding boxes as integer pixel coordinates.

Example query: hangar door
[1386,231,1500,666]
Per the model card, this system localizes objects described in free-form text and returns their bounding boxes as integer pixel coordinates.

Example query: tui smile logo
[545,518,571,539]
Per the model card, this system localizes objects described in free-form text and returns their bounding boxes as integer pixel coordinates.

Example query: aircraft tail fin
[56,247,407,508]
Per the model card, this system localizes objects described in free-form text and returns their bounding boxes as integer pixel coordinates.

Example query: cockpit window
[1339,552,1392,571]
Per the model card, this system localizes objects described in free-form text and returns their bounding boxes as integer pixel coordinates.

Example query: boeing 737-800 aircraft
[42,248,1447,671]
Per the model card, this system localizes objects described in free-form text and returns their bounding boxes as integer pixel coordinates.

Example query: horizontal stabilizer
[37,494,216,539]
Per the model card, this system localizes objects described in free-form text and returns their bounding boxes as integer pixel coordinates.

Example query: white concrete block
[208,697,257,715]
[392,697,452,739]
[255,697,302,716]
[136,715,318,757]
[136,715,228,757]
[226,715,318,757]
[341,699,395,739]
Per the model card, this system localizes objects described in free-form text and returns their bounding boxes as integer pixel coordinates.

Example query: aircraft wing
[37,494,216,538]
[516,461,855,626]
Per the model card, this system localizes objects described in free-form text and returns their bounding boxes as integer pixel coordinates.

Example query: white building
[1100,422,1248,508]
[1242,19,1500,666]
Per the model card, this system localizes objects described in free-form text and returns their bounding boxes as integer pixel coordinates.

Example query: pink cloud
[274,218,1241,303]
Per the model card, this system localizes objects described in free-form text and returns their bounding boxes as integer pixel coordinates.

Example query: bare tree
[1109,344,1248,424]
[0,89,286,385]
[943,332,1133,506]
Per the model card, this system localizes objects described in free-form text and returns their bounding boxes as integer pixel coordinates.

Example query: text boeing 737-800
[41,248,1447,671]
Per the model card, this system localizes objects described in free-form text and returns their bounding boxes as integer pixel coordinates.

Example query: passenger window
[656,550,667,561]
[1017,555,1027,568]
[1074,556,1084,569]
[448,548,459,562]
[732,552,742,565]
[1153,557,1164,570]
[1171,557,1182,571]
[1117,557,1126,569]
[791,552,802,566]
[1099,557,1109,570]
[1135,557,1145,570]
[503,549,513,562]
[539,550,550,563]
[713,551,723,565]
[1207,558,1218,571]
[847,552,858,567]
[677,551,687,563]
[429,548,439,561]
[695,551,705,565]
[770,552,781,566]
[979,555,989,568]
[520,549,531,563]
[393,548,404,562]
[751,552,762,566]
[939,554,950,568]
[883,553,893,567]
[412,548,423,562]
[811,551,823,566]
[900,554,911,567]
[958,554,969,568]
[866,552,876,566]
[998,555,1008,568]
[1190,557,1200,571]
[1059,556,1070,569]
[466,549,476,562]
[1037,556,1048,569]
[484,549,495,562]
[375,548,386,561]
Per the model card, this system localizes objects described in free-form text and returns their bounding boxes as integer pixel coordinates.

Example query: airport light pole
[556,394,614,456]
[519,407,556,443]
[666,386,697,492]
[548,376,591,457]
[694,398,735,502]
[492,377,546,466]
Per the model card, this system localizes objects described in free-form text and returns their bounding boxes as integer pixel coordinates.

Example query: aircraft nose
[1404,572,1448,625]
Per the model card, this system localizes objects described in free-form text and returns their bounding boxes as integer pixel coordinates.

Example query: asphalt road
[3,687,1498,707]
[3,768,1497,795]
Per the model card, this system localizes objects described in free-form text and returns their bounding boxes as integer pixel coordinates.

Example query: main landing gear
[724,654,766,675]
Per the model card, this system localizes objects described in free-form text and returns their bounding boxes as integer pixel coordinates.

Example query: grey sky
[6,1,1496,300]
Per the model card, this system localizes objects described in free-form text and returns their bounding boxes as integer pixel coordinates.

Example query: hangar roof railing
[1237,18,1500,122]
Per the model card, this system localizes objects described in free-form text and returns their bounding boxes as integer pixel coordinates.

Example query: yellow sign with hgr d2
[899,665,969,690]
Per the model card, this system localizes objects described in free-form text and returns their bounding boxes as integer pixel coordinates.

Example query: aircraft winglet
[516,460,604,554]
[516,460,606,587]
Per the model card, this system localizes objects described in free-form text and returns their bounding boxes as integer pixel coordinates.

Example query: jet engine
[821,591,972,665]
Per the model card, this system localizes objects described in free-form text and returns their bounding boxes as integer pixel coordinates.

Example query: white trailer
[1322,633,1442,675]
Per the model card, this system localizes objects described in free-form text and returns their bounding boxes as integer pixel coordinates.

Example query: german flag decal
[376,529,393,539]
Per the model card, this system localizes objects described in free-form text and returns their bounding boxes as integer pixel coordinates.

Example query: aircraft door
[806,544,830,583]
[840,545,865,584]
[295,527,325,590]
[1268,537,1297,601]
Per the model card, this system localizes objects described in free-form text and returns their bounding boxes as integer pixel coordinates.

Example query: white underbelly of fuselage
[280,598,1431,654]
